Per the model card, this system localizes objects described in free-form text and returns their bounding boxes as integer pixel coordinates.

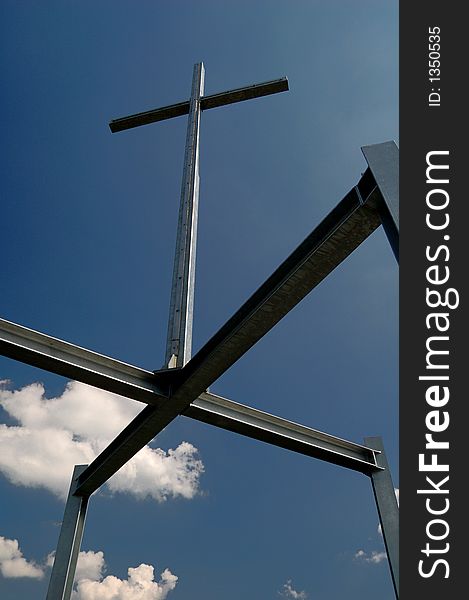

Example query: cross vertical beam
[365,436,399,599]
[165,62,205,368]
[46,465,89,600]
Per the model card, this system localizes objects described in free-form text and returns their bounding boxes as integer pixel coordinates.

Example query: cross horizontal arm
[109,77,288,133]
[74,169,383,496]
[109,100,190,133]
[200,76,288,111]
[187,392,381,475]
[0,318,172,402]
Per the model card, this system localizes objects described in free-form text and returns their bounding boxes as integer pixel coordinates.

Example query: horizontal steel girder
[109,77,289,132]
[0,318,380,479]
[75,390,381,496]
[187,392,381,475]
[73,170,383,496]
[0,318,171,402]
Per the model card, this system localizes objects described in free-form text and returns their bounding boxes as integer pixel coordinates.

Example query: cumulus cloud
[3,541,177,600]
[0,381,204,500]
[74,563,178,600]
[354,549,387,564]
[0,536,44,579]
[47,549,179,600]
[75,550,106,583]
[279,579,307,599]
[47,549,106,584]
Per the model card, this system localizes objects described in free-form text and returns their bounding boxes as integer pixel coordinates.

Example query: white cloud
[47,549,106,584]
[75,550,106,583]
[0,536,44,579]
[107,441,204,501]
[72,554,178,600]
[46,552,55,568]
[2,540,177,600]
[0,381,204,501]
[368,551,387,564]
[279,579,307,600]
[354,549,387,564]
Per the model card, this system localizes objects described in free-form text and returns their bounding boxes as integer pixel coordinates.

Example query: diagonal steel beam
[109,77,289,133]
[168,169,382,391]
[74,170,383,496]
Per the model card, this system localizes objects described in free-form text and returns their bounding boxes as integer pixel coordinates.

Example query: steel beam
[46,465,89,600]
[171,169,382,391]
[0,318,172,404]
[165,62,204,368]
[0,317,379,475]
[0,316,380,479]
[365,436,399,599]
[200,76,288,110]
[74,171,383,497]
[362,141,399,261]
[109,100,190,133]
[109,77,288,133]
[187,392,381,474]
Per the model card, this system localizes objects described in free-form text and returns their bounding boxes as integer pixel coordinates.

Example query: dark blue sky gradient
[1,2,398,599]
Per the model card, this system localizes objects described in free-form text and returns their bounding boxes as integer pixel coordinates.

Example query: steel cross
[111,62,288,369]
[0,60,399,599]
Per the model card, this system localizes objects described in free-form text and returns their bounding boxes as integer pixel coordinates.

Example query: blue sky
[0,2,398,599]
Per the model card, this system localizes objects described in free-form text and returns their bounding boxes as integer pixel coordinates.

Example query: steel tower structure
[0,62,399,599]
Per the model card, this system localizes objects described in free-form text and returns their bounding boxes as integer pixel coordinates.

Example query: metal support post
[364,436,399,599]
[165,62,205,369]
[46,465,89,600]
[361,141,399,261]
